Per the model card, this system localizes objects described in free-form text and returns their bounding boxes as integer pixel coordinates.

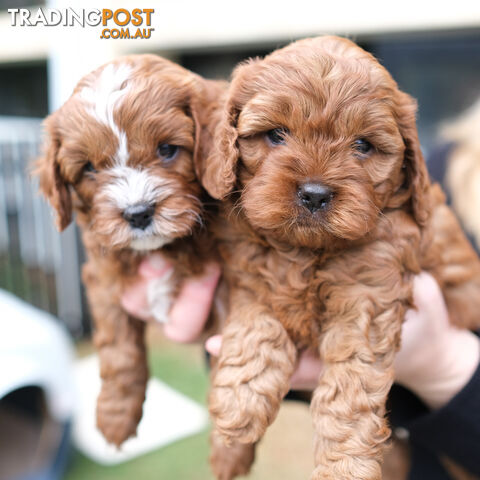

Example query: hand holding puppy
[122,253,221,342]
[121,262,480,410]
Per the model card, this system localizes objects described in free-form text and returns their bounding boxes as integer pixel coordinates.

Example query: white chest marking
[147,269,174,324]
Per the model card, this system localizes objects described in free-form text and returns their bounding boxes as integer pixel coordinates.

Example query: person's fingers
[121,276,152,320]
[410,271,446,322]
[164,263,221,343]
[121,254,174,321]
[205,335,222,356]
[397,272,448,369]
[395,272,480,408]
[290,349,324,390]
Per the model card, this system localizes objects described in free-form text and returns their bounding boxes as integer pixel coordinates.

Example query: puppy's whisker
[227,196,245,222]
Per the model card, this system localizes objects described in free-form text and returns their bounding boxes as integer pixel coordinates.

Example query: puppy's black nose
[298,182,333,213]
[123,203,155,230]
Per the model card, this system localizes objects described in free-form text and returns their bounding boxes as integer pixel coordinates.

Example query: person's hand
[121,253,221,342]
[206,272,480,409]
[394,272,479,408]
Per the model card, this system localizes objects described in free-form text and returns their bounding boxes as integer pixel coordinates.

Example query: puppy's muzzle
[297,182,333,213]
[123,203,155,230]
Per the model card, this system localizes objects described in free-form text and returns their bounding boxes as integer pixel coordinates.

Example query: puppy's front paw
[210,431,255,480]
[96,408,138,446]
[209,381,271,445]
[310,469,335,480]
[209,313,297,445]
[96,384,144,446]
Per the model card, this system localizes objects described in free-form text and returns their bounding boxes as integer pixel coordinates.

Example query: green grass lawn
[65,338,215,480]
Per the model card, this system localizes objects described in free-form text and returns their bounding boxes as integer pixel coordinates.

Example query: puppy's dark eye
[353,139,373,156]
[266,128,288,146]
[84,161,97,173]
[157,143,179,162]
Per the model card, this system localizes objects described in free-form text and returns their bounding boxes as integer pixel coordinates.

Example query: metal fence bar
[0,116,85,336]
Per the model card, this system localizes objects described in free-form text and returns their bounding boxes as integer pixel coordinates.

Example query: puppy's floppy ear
[189,78,229,195]
[36,113,72,231]
[199,94,239,200]
[197,59,261,200]
[394,90,431,226]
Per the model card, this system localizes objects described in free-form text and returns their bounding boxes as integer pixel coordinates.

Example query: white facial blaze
[81,62,201,251]
[80,63,131,166]
[101,166,187,250]
[115,131,129,166]
[103,167,168,210]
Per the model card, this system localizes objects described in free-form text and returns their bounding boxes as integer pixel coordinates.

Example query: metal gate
[0,116,87,336]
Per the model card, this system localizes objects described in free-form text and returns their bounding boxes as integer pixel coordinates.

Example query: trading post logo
[8,8,155,39]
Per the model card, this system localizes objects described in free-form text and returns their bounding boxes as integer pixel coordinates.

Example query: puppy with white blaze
[36,55,225,446]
